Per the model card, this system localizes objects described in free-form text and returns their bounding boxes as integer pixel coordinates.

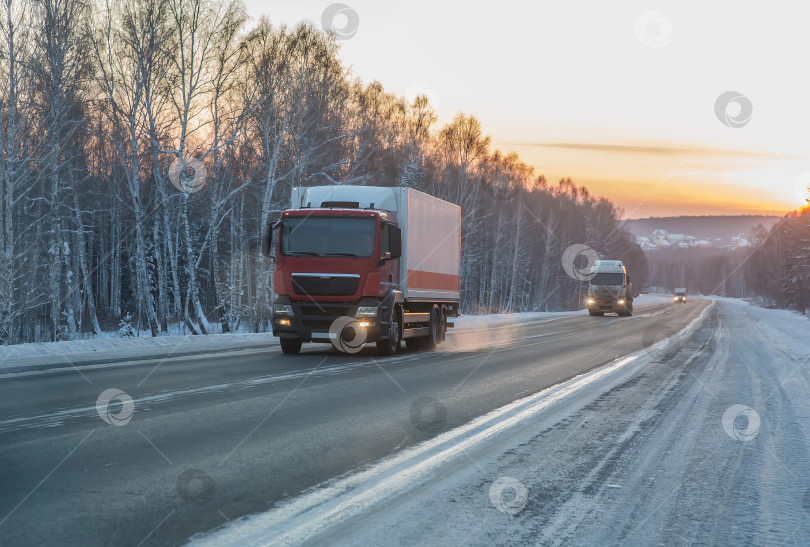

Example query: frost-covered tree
[1,11,648,343]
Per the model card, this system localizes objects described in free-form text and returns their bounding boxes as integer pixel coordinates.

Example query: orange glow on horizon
[498,140,802,219]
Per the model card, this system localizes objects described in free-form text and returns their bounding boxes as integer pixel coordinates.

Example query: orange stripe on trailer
[406,270,460,291]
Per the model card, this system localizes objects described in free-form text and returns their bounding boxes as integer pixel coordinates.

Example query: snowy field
[191,298,810,546]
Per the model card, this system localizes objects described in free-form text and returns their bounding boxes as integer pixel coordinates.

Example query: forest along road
[0,299,708,546]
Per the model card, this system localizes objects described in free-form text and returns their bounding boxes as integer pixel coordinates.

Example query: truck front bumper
[271,297,386,343]
[587,298,630,313]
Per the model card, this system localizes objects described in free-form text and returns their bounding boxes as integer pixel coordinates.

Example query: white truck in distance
[586,260,634,316]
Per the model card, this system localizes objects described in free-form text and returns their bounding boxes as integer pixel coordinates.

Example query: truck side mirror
[389,228,402,259]
[262,223,276,259]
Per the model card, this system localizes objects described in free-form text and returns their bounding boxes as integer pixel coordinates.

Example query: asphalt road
[0,298,709,546]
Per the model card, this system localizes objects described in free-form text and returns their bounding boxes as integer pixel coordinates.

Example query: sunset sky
[246,1,810,218]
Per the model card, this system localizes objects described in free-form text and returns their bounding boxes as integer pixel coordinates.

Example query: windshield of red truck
[281,216,377,257]
[590,272,624,285]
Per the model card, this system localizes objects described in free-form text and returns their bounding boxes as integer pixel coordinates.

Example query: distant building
[635,229,751,250]
[731,233,751,247]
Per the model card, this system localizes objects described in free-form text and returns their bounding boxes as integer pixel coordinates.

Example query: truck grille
[291,274,360,297]
[299,305,351,317]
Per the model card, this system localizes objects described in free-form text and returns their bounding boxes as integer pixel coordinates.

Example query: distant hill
[625,215,781,242]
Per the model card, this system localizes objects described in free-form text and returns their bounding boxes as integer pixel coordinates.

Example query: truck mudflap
[379,289,404,326]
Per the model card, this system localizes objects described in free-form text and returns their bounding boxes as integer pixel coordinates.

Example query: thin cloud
[506,141,791,160]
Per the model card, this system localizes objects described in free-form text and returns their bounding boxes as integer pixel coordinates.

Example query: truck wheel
[376,311,401,356]
[280,338,302,354]
[423,306,440,350]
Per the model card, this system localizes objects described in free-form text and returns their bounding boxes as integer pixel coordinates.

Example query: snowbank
[0,332,279,373]
[744,303,810,360]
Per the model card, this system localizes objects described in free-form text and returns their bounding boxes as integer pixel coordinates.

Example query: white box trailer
[400,188,461,301]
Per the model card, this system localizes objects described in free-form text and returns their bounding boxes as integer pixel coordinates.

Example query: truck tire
[405,306,440,351]
[280,338,302,354]
[423,306,440,351]
[376,310,401,356]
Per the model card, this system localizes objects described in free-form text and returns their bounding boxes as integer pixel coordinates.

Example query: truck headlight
[273,304,293,315]
[587,298,595,305]
[356,306,378,318]
[618,299,625,305]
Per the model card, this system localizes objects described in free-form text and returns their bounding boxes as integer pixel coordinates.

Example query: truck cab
[586,260,634,317]
[673,288,687,303]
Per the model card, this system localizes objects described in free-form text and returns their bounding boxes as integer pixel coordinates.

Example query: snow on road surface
[191,299,810,546]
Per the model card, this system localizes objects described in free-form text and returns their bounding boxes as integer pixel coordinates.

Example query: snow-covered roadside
[704,295,810,360]
[723,300,809,360]
[225,298,806,546]
[0,332,281,374]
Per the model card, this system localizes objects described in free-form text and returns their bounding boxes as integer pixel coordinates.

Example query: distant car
[673,288,687,303]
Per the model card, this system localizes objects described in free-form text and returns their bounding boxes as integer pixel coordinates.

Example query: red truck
[262,186,461,355]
